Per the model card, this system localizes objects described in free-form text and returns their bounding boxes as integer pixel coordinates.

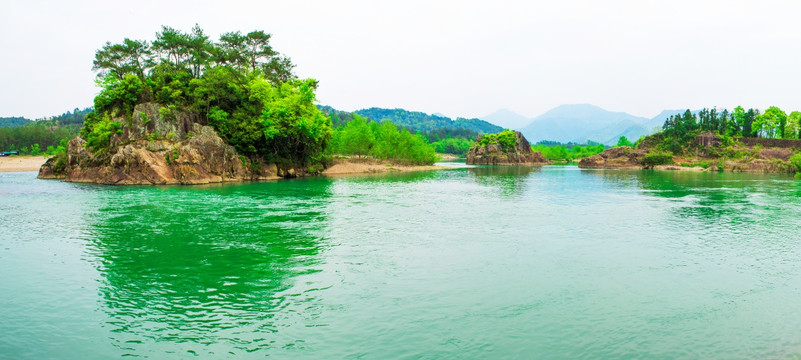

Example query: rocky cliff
[38,103,283,185]
[466,131,550,165]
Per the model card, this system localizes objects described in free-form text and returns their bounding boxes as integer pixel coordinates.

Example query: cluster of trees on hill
[0,117,31,128]
[663,107,801,141]
[353,108,502,134]
[327,115,437,164]
[83,25,333,167]
[0,126,71,156]
[320,105,489,156]
[531,143,606,163]
[0,108,91,154]
[658,106,801,154]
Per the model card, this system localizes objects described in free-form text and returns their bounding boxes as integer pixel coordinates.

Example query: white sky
[1,0,800,120]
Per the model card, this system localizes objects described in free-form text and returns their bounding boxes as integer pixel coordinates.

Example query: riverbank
[0,156,48,172]
[322,157,446,176]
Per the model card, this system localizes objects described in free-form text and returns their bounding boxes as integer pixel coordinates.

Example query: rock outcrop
[466,131,550,165]
[578,146,645,169]
[38,103,282,185]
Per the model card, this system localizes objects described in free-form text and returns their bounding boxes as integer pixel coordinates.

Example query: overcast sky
[2,0,800,120]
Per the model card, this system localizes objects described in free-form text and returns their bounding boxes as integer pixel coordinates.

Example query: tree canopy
[83,25,332,167]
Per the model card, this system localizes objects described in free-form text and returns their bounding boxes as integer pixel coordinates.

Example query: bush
[790,153,801,174]
[641,149,674,167]
[478,129,517,152]
[85,113,122,153]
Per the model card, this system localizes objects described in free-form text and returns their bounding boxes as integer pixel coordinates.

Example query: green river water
[1,165,801,359]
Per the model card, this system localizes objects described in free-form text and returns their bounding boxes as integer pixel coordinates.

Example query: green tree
[786,111,801,139]
[249,77,332,166]
[616,136,634,147]
[92,38,152,81]
[756,106,786,138]
[340,114,375,157]
[731,106,746,136]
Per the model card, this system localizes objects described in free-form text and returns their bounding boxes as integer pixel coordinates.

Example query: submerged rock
[466,131,550,165]
[38,103,281,185]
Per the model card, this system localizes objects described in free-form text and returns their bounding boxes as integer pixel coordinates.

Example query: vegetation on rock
[81,25,330,170]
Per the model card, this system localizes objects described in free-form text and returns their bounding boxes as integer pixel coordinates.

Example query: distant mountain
[519,104,653,145]
[0,107,90,129]
[0,117,32,128]
[480,109,530,130]
[353,107,502,134]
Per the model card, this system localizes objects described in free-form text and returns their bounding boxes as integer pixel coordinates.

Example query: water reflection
[467,165,539,196]
[587,169,800,226]
[85,179,333,357]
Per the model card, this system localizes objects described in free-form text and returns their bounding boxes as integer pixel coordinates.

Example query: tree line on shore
[0,108,90,156]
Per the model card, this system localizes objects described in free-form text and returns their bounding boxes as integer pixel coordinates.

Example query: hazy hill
[517,104,651,145]
[480,109,530,130]
[354,107,502,133]
[646,109,685,130]
[0,117,32,128]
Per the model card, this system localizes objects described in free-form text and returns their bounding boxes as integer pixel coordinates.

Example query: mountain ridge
[479,104,681,145]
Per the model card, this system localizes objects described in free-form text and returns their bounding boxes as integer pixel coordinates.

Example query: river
[1,165,800,359]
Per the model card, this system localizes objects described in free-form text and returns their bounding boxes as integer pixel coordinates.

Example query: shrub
[478,130,517,152]
[85,114,122,153]
[790,153,801,174]
[641,149,674,167]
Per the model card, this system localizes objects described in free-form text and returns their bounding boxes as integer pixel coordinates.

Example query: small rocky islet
[466,130,550,165]
[38,103,290,185]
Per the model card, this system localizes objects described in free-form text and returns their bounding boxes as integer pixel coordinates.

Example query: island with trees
[466,130,550,165]
[38,26,464,184]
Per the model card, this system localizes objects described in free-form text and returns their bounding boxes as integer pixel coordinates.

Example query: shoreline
[321,157,447,176]
[0,156,48,172]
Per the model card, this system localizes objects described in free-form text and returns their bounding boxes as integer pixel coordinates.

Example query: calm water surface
[2,165,801,359]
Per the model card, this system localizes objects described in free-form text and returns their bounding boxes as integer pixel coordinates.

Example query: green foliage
[431,137,473,156]
[659,106,797,143]
[85,114,121,153]
[531,143,605,163]
[354,107,502,133]
[92,74,148,119]
[641,149,674,167]
[478,130,517,152]
[615,136,634,147]
[50,152,67,174]
[249,77,332,166]
[790,153,801,177]
[328,118,437,165]
[0,122,76,153]
[339,115,374,157]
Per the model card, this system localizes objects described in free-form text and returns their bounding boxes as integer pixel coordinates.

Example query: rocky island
[38,103,282,184]
[466,130,550,165]
[37,26,444,185]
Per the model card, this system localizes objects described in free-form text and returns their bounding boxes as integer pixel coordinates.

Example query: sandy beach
[322,157,446,176]
[0,156,48,172]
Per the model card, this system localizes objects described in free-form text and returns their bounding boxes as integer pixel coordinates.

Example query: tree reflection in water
[86,179,333,357]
